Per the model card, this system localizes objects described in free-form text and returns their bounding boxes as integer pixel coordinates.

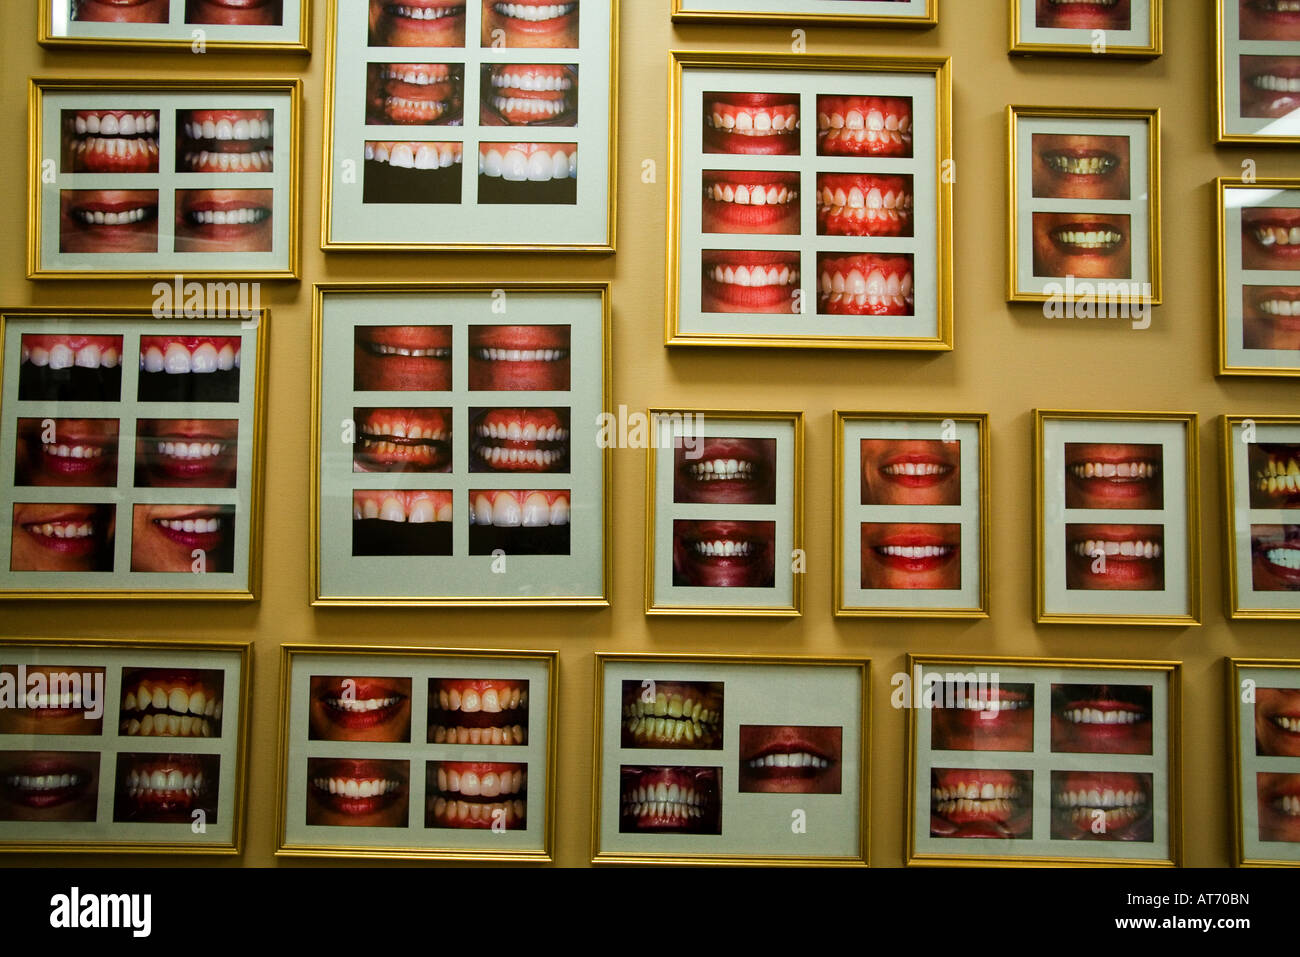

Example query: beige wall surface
[1,1,1296,867]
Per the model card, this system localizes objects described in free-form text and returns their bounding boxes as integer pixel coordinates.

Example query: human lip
[702,170,800,234]
[1068,528,1162,561]
[28,421,117,477]
[374,64,461,125]
[680,438,769,488]
[930,769,1028,834]
[428,761,527,829]
[702,249,800,313]
[877,453,954,489]
[868,529,958,571]
[1041,148,1119,179]
[816,95,912,157]
[676,520,772,564]
[140,336,241,375]
[357,325,452,360]
[178,110,273,174]
[619,767,719,832]
[64,192,158,230]
[119,753,211,815]
[488,1,580,40]
[621,681,723,749]
[21,335,123,370]
[1067,524,1164,588]
[354,490,454,524]
[937,684,1032,728]
[120,669,223,739]
[468,489,569,528]
[1049,219,1126,255]
[138,421,237,482]
[485,64,577,125]
[704,92,800,155]
[0,667,103,720]
[470,408,569,472]
[1065,445,1161,505]
[313,677,409,731]
[1254,445,1300,502]
[1051,771,1150,836]
[817,254,914,316]
[428,679,528,745]
[354,408,452,472]
[15,507,103,556]
[1248,287,1300,329]
[1052,685,1150,741]
[1243,56,1300,100]
[816,173,912,238]
[150,508,228,550]
[478,142,576,181]
[67,111,159,174]
[469,325,569,367]
[1245,209,1300,259]
[1255,539,1300,584]
[177,190,272,236]
[310,759,407,817]
[741,738,834,777]
[1037,0,1128,28]
[2,757,94,810]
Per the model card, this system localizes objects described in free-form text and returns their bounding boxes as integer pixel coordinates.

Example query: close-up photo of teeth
[59,189,160,255]
[1242,206,1300,270]
[468,489,570,555]
[477,142,577,204]
[67,0,171,23]
[9,503,116,574]
[118,668,224,740]
[130,504,235,574]
[309,675,412,743]
[428,679,528,745]
[480,0,580,49]
[1032,212,1132,279]
[306,758,410,828]
[468,324,570,391]
[137,335,241,403]
[173,187,274,253]
[1065,523,1165,591]
[1035,0,1132,30]
[1251,524,1300,591]
[1031,133,1130,201]
[816,174,913,238]
[482,64,577,126]
[738,725,842,795]
[1050,683,1153,755]
[1049,770,1153,842]
[1064,442,1163,511]
[18,334,123,403]
[620,680,723,750]
[185,0,285,26]
[1239,55,1300,119]
[703,92,800,156]
[352,490,453,556]
[369,0,467,47]
[62,110,160,174]
[13,417,120,490]
[363,141,464,205]
[702,170,800,236]
[112,752,219,825]
[426,761,527,830]
[469,407,570,473]
[930,768,1033,840]
[176,109,273,174]
[353,408,453,473]
[134,418,239,490]
[354,324,453,391]
[817,253,915,316]
[0,750,100,822]
[367,63,464,127]
[701,250,800,314]
[618,766,721,835]
[1243,284,1300,351]
[674,436,777,506]
[817,95,913,158]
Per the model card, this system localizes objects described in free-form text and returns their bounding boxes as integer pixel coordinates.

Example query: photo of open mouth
[427,761,527,829]
[113,752,219,824]
[818,253,914,316]
[1244,285,1300,350]
[0,666,106,736]
[702,170,800,235]
[1031,133,1130,200]
[1065,523,1164,591]
[174,188,273,252]
[1050,770,1152,842]
[131,504,235,573]
[701,250,800,314]
[930,683,1034,753]
[1064,442,1163,510]
[704,92,799,156]
[10,503,115,573]
[134,419,238,489]
[1243,206,1300,269]
[364,141,463,204]
[739,725,841,794]
[63,110,159,174]
[816,173,912,238]
[14,418,119,488]
[817,95,912,158]
[619,766,721,834]
[861,438,960,506]
[861,522,960,589]
[307,757,409,828]
[309,675,411,742]
[370,0,466,47]
[1032,213,1132,279]
[1035,0,1130,30]
[1241,0,1300,41]
[468,324,570,391]
[353,490,453,556]
[138,335,241,402]
[0,751,99,822]
[482,64,577,126]
[59,189,159,254]
[367,63,464,126]
[119,668,224,739]
[1257,688,1300,756]
[674,437,776,505]
[428,678,528,745]
[1050,684,1152,755]
[468,489,570,555]
[1249,443,1300,507]
[176,109,272,174]
[469,407,569,472]
[673,519,776,588]
[478,142,576,204]
[1240,55,1300,118]
[19,334,123,402]
[354,408,452,473]
[621,680,723,750]
[930,768,1032,839]
[481,0,579,48]
[185,0,283,25]
[1259,772,1300,842]
[355,325,452,391]
[70,0,169,22]
[1252,525,1300,591]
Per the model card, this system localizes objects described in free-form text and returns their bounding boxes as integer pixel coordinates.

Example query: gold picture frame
[1009,0,1162,58]
[670,0,937,27]
[1216,0,1300,145]
[38,0,311,53]
[1228,658,1300,866]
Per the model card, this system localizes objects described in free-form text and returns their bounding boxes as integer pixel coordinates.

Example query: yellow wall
[2,1,1296,867]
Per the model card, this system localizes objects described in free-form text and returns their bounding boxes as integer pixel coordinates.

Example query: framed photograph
[1007,106,1161,306]
[0,636,250,854]
[28,78,302,280]
[670,0,936,27]
[39,0,310,52]
[1009,0,1161,58]
[665,52,952,351]
[320,0,616,251]
[1229,658,1300,865]
[592,653,868,865]
[0,308,268,600]
[1222,415,1300,617]
[907,654,1180,866]
[276,644,556,861]
[1034,410,1200,626]
[1217,0,1300,144]
[1217,178,1300,376]
[645,410,803,616]
[833,411,988,617]
[310,282,609,606]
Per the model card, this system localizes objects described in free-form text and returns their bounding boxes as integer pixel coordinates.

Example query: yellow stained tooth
[655,717,667,738]
[668,695,683,718]
[433,726,447,743]
[682,697,694,718]
[654,692,667,716]
[513,724,524,743]
[140,714,154,735]
[152,688,167,710]
[137,683,151,707]
[692,702,702,720]
[124,692,137,711]
[683,721,695,742]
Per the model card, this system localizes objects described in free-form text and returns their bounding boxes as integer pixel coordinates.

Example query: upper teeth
[126,768,205,795]
[690,458,753,480]
[1271,714,1300,732]
[74,113,157,136]
[491,72,573,91]
[1070,461,1157,480]
[185,118,272,141]
[474,348,567,362]
[141,342,240,374]
[27,522,94,539]
[157,517,222,534]
[476,421,567,441]
[876,545,953,558]
[493,3,576,22]
[693,539,751,557]
[882,462,948,476]
[327,696,401,713]
[1258,298,1300,317]
[1046,154,1116,175]
[1251,75,1300,93]
[1072,539,1161,558]
[188,207,269,226]
[932,782,1021,801]
[157,441,224,460]
[1062,708,1145,724]
[370,344,451,357]
[4,774,82,792]
[365,142,462,168]
[1265,547,1300,571]
[746,752,830,769]
[435,686,527,712]
[43,444,104,459]
[709,264,797,287]
[1254,226,1300,247]
[313,777,400,798]
[436,767,526,797]
[478,147,576,181]
[387,4,460,20]
[706,183,797,205]
[23,342,121,369]
[1054,789,1146,809]
[1055,229,1122,248]
[75,207,151,226]
[383,68,448,85]
[707,107,799,135]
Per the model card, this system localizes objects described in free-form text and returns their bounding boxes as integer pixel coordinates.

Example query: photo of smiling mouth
[477,142,576,204]
[63,110,159,174]
[11,504,115,572]
[1031,133,1130,201]
[861,439,960,506]
[621,680,723,750]
[1259,772,1300,842]
[468,324,570,391]
[1065,523,1164,591]
[427,761,527,829]
[861,523,960,590]
[354,325,452,392]
[1243,207,1300,269]
[353,490,453,557]
[19,335,123,403]
[370,0,467,47]
[675,437,776,505]
[428,679,528,745]
[71,0,168,22]
[930,768,1032,839]
[15,417,119,488]
[1242,0,1300,41]
[704,92,800,156]
[133,505,233,570]
[1244,286,1300,348]
[817,95,912,158]
[309,675,411,742]
[186,0,283,26]
[816,173,912,238]
[1032,212,1132,278]
[138,335,241,403]
[1256,688,1300,756]
[0,666,106,736]
[482,64,577,126]
[307,758,409,827]
[1064,442,1163,510]
[1050,684,1152,755]
[468,489,570,555]
[1036,0,1130,30]
[619,766,721,834]
[174,188,273,253]
[739,725,841,794]
[469,408,569,472]
[1050,771,1152,841]
[702,170,800,236]
[120,668,224,739]
[818,254,915,316]
[1241,55,1300,118]
[0,752,99,821]
[701,250,800,314]
[60,189,159,254]
[673,519,776,588]
[930,684,1035,753]
[176,109,273,174]
[367,63,464,126]
[353,408,452,473]
[114,752,219,824]
[1252,525,1300,591]
[134,418,238,489]
[481,1,580,49]
[1249,444,1300,507]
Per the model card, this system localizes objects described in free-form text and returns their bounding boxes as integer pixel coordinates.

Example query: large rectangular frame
[1228,657,1300,866]
[670,0,937,27]
[39,0,311,53]
[1216,0,1300,145]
